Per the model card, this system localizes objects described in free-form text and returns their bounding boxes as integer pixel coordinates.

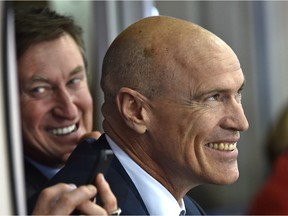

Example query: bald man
[29,15,249,215]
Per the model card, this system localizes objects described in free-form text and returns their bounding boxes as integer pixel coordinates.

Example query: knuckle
[57,194,74,207]
[38,183,70,199]
[79,185,96,195]
[38,188,53,200]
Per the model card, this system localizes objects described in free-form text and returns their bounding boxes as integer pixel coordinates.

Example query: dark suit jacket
[28,134,205,215]
[24,158,49,200]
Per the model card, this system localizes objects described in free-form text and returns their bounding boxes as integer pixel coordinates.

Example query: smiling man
[17,7,93,194]
[16,7,119,215]
[30,15,249,215]
[19,34,92,167]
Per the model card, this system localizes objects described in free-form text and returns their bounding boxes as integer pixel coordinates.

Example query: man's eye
[68,78,81,86]
[207,94,221,101]
[236,92,242,103]
[32,86,46,94]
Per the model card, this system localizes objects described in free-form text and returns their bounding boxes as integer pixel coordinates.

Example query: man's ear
[116,87,148,134]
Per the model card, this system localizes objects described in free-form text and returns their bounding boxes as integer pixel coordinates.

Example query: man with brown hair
[16,7,117,215]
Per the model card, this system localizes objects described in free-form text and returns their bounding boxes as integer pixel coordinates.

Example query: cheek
[20,99,51,146]
[79,92,92,112]
[20,99,48,129]
[77,90,93,129]
[149,109,198,159]
[176,109,209,139]
[181,110,219,163]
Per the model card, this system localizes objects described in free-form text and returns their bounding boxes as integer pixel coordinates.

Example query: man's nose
[52,90,78,119]
[221,101,249,132]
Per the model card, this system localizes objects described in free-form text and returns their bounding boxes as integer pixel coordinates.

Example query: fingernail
[67,184,77,191]
[87,184,96,192]
[98,173,105,182]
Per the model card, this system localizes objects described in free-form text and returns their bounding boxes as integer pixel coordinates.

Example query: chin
[223,175,239,185]
[205,166,239,185]
[215,171,239,185]
[218,162,239,184]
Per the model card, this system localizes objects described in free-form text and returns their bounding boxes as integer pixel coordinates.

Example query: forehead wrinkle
[152,36,232,86]
[151,38,242,104]
[191,70,245,99]
[189,46,241,81]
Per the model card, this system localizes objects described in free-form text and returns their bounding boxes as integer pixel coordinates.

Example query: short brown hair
[14,6,87,66]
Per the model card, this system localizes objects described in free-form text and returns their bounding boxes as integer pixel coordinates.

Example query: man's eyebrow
[21,75,49,91]
[70,65,85,76]
[239,79,246,92]
[193,79,246,100]
[30,75,49,83]
[239,82,244,92]
[26,66,85,85]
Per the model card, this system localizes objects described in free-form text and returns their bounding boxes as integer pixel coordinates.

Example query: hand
[79,131,102,142]
[32,173,118,215]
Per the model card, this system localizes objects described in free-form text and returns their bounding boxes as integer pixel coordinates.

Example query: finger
[38,184,97,215]
[95,173,118,213]
[76,200,108,215]
[80,131,102,142]
[32,183,77,215]
[51,184,97,214]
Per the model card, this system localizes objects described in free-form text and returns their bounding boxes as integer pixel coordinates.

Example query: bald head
[100,16,247,193]
[101,15,237,100]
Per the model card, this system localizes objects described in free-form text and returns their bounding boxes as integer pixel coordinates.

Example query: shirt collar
[25,156,61,179]
[106,135,186,215]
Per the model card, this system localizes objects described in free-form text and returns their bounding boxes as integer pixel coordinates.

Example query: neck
[104,121,194,201]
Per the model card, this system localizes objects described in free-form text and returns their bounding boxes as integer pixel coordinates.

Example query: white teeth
[50,124,76,135]
[207,142,237,151]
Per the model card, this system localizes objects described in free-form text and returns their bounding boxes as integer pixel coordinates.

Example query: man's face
[18,34,93,167]
[146,41,249,188]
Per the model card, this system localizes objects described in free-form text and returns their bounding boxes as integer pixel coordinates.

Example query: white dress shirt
[106,135,186,216]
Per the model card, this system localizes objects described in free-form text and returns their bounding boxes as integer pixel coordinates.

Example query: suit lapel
[24,159,49,199]
[106,151,149,215]
[184,195,206,215]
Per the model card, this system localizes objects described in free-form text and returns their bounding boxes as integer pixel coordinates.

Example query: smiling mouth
[206,142,237,151]
[49,124,78,136]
